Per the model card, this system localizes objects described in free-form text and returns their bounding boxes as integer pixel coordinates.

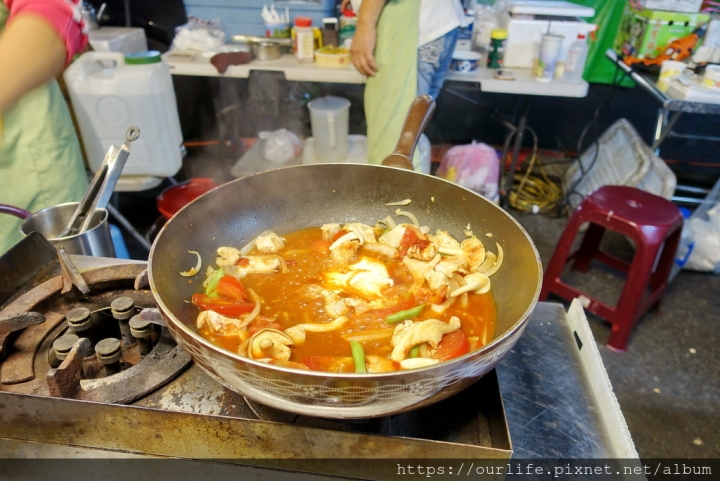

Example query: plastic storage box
[563,118,676,209]
[183,0,337,38]
[614,5,710,60]
[636,0,703,14]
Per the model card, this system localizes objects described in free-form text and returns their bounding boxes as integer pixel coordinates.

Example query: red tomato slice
[192,294,256,316]
[332,229,348,241]
[424,285,448,305]
[398,226,430,257]
[247,319,284,334]
[429,330,470,361]
[303,356,355,373]
[311,239,331,256]
[215,275,248,301]
[371,295,416,317]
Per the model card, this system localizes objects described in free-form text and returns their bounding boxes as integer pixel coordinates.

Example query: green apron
[0,3,89,255]
[364,0,421,170]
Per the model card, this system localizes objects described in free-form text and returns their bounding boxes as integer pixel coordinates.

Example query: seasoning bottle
[487,28,507,69]
[562,34,589,83]
[293,16,315,63]
[339,9,357,48]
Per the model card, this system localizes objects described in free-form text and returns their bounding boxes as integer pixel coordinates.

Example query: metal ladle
[59,126,140,237]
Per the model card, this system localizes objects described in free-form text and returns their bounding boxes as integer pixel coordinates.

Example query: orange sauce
[198,227,496,364]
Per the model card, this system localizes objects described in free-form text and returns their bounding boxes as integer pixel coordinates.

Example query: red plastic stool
[540,185,683,351]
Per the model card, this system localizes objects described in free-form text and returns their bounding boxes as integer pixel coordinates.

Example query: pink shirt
[4,0,88,66]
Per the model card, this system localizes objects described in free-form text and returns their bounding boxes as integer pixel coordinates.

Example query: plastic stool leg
[540,214,586,301]
[606,241,659,351]
[572,223,606,273]
[649,229,681,293]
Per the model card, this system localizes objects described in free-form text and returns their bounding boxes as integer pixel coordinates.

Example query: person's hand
[350,23,378,76]
[340,0,352,12]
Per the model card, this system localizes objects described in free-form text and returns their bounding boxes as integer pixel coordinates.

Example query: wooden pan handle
[381,95,436,170]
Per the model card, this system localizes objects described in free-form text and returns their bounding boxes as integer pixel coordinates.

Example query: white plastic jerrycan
[64,51,183,178]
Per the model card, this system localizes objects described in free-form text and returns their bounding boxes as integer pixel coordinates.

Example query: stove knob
[66,307,92,336]
[129,316,155,355]
[111,297,135,346]
[95,338,122,375]
[48,333,79,368]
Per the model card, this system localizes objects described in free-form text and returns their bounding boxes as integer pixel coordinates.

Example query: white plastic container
[505,17,596,69]
[64,51,183,177]
[307,96,350,163]
[562,34,589,83]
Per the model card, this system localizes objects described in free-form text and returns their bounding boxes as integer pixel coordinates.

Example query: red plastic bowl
[157,178,219,220]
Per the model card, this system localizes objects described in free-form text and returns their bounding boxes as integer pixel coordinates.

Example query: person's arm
[0,0,88,113]
[0,14,66,112]
[350,0,385,76]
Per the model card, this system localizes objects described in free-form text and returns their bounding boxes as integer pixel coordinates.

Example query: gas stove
[0,234,511,478]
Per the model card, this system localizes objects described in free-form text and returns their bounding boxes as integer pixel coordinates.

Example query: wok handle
[381,95,436,170]
[0,204,31,219]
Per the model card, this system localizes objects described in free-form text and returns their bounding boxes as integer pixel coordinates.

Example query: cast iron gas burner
[0,260,191,404]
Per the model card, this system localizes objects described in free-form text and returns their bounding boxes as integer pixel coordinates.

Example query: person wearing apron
[0,0,89,255]
[349,0,465,170]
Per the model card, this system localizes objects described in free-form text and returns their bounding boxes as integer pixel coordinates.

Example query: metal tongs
[59,126,140,237]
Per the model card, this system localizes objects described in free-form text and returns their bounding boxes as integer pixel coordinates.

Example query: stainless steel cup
[19,202,116,257]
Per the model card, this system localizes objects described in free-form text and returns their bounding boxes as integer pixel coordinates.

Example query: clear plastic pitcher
[307,96,350,163]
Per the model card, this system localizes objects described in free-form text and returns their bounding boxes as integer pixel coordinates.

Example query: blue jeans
[417,27,461,99]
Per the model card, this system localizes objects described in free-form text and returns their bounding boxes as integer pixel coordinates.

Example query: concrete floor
[115,150,719,459]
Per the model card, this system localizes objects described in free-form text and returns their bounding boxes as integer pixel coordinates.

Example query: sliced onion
[483,243,504,277]
[238,288,261,329]
[343,329,394,343]
[385,199,412,206]
[179,251,202,277]
[329,232,359,251]
[384,216,397,229]
[438,246,464,256]
[395,209,419,227]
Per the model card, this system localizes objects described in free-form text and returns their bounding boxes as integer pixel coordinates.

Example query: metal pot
[0,202,115,257]
[251,41,282,61]
[148,98,542,419]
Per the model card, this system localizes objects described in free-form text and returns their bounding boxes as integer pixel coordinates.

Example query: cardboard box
[636,0,704,14]
[613,5,710,59]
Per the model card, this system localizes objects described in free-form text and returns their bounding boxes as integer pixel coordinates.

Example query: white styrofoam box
[636,0,703,13]
[88,27,148,54]
[504,16,596,69]
[506,0,595,17]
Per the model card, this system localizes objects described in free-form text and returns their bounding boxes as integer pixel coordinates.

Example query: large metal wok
[148,98,542,419]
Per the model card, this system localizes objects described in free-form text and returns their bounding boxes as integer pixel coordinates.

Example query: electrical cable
[560,64,631,213]
[507,126,564,214]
